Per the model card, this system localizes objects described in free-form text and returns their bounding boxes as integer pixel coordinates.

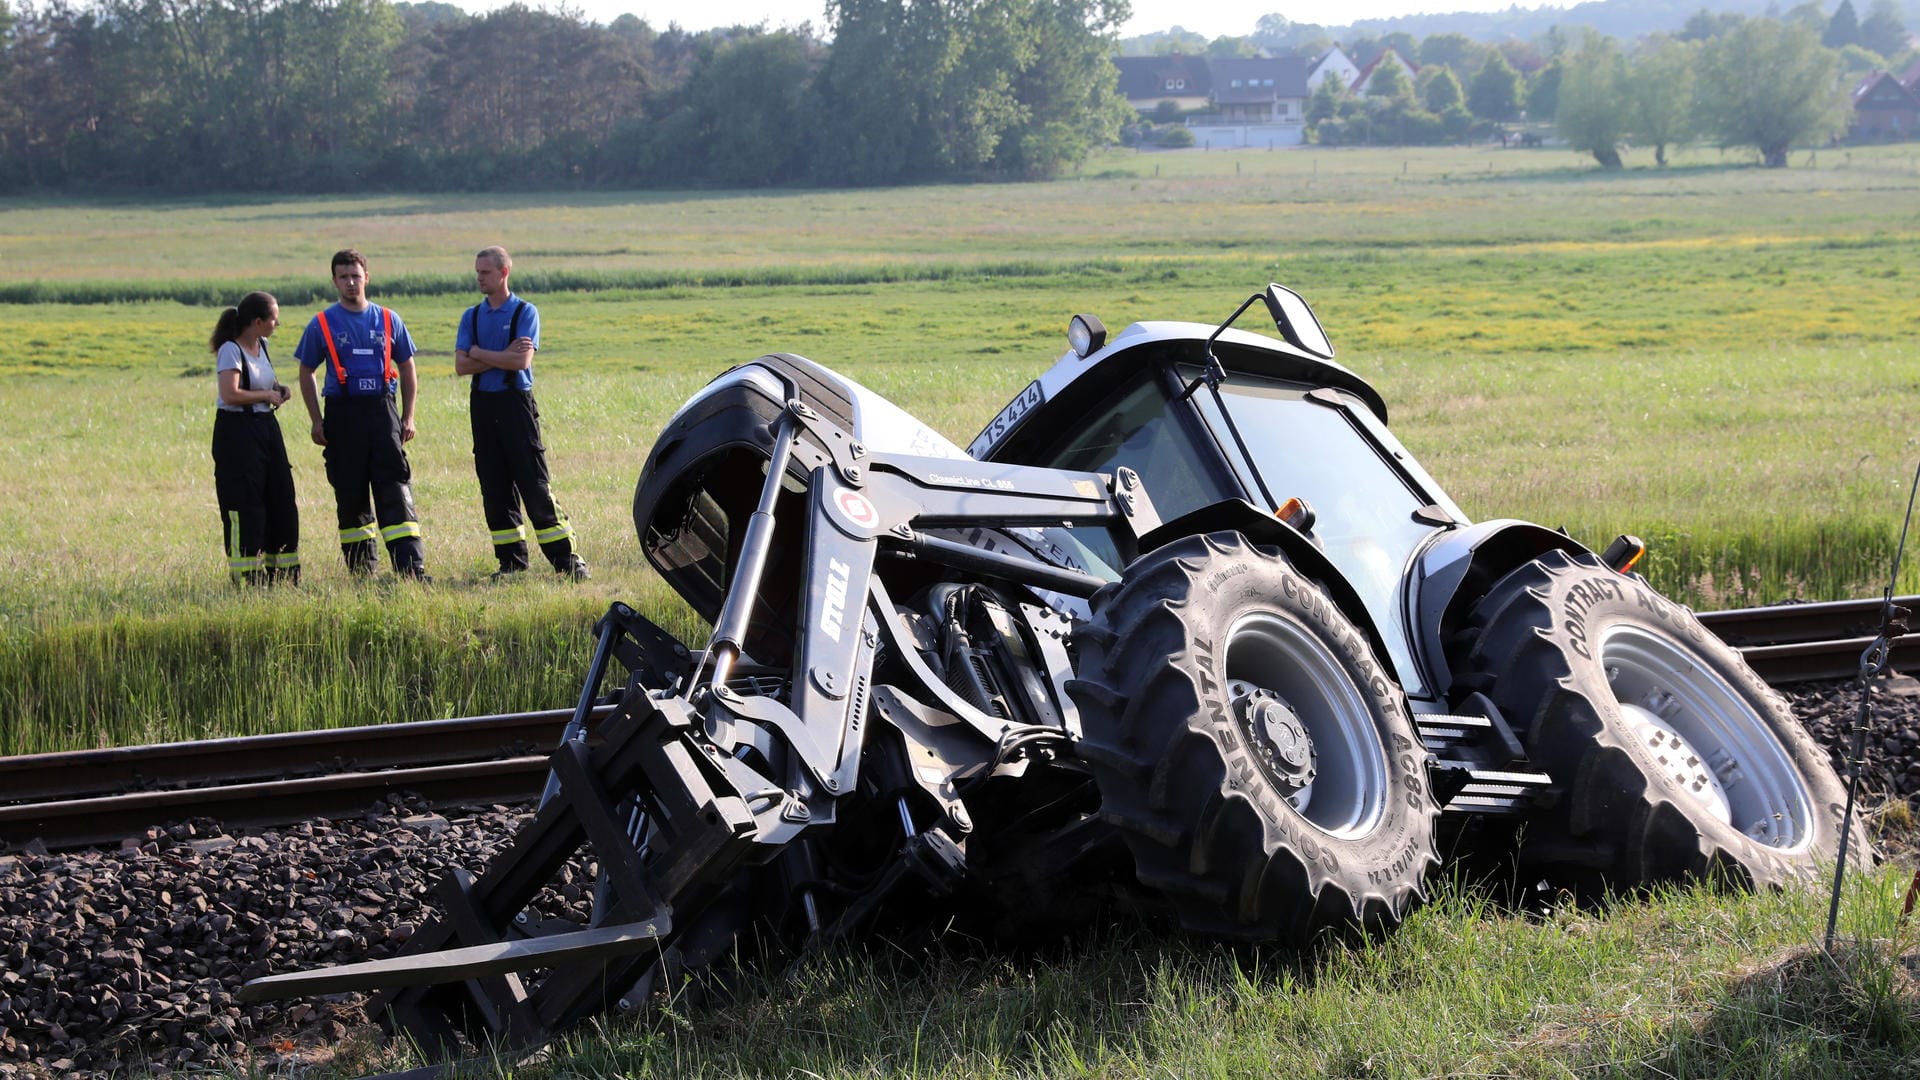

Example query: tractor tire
[1069,532,1439,942]
[1455,549,1865,894]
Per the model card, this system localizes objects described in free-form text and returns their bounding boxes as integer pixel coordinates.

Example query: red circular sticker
[836,489,879,530]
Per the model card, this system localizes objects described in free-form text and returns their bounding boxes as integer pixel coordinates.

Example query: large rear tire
[1455,549,1864,893]
[1069,532,1439,942]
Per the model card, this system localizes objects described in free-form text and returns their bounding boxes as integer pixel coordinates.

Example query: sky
[478,0,1566,40]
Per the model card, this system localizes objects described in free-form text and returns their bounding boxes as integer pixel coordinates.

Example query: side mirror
[1260,283,1334,360]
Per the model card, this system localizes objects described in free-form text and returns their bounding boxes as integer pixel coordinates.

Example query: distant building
[1351,46,1418,95]
[1114,54,1212,115]
[1307,45,1359,92]
[1205,57,1311,125]
[1851,68,1920,139]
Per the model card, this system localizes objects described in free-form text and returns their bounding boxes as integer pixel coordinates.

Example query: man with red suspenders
[294,249,429,580]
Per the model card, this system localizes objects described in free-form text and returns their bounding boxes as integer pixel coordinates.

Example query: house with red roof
[1351,47,1418,96]
[1851,68,1920,139]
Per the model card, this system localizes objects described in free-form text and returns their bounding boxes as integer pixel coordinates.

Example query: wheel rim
[1225,612,1389,838]
[1598,625,1814,851]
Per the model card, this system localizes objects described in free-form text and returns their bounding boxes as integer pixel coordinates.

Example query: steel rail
[1730,634,1920,684]
[0,758,549,850]
[1696,594,1918,647]
[0,706,598,804]
[3,597,1914,851]
[1698,595,1918,682]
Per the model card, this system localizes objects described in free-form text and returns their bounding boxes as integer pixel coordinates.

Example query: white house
[1307,44,1359,92]
[1351,47,1418,95]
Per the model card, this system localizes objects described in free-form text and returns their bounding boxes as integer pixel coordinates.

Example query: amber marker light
[1601,533,1647,575]
[1276,497,1316,531]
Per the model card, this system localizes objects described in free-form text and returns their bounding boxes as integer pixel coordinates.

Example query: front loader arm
[241,394,1164,1065]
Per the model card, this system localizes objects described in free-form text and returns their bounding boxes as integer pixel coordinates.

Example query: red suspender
[315,309,347,388]
[381,306,396,381]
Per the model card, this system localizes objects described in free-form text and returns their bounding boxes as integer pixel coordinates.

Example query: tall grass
[0,588,682,756]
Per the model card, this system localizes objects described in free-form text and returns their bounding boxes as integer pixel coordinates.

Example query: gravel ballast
[1,680,1917,1078]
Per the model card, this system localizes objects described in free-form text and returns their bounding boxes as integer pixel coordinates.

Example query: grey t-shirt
[215,340,277,412]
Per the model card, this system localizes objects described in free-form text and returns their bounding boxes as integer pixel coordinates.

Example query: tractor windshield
[1186,368,1447,691]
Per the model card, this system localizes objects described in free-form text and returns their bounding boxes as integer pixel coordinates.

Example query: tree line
[0,0,1133,193]
[1129,3,1909,166]
[1552,4,1902,168]
[1300,12,1878,164]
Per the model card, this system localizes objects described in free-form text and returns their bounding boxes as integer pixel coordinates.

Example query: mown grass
[297,864,1919,1079]
[5,144,1917,285]
[5,146,1920,754]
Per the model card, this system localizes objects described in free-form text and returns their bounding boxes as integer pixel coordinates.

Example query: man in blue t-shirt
[294,248,429,580]
[454,245,585,580]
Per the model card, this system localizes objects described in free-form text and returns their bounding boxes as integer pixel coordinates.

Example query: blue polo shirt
[456,294,541,393]
[294,303,417,398]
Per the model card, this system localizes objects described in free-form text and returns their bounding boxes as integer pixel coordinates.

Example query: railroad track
[0,708,594,851]
[1697,593,1918,683]
[3,596,1913,852]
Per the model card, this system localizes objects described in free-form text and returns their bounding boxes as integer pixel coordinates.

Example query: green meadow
[4,144,1920,755]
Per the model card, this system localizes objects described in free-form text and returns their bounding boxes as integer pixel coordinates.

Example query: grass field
[7,145,1920,1079]
[3,144,1919,754]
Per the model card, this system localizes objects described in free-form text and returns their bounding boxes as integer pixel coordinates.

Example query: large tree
[1306,72,1344,125]
[672,30,818,186]
[1420,65,1463,113]
[405,5,645,181]
[1527,56,1563,121]
[1555,30,1629,169]
[810,0,1124,185]
[1859,0,1909,58]
[1784,0,1827,33]
[1467,50,1522,122]
[1418,32,1482,74]
[1822,0,1860,48]
[1629,35,1695,167]
[1680,9,1742,41]
[1697,16,1848,168]
[1365,54,1412,100]
[991,0,1132,180]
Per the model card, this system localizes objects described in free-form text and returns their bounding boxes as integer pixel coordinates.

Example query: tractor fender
[1139,498,1399,687]
[1410,519,1592,696]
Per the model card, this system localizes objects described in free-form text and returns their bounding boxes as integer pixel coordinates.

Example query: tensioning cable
[1825,452,1920,953]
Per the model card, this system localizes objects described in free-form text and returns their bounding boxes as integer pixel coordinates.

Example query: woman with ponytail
[211,291,300,584]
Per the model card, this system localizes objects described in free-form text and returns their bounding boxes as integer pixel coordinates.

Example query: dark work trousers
[321,395,425,575]
[471,388,573,572]
[212,409,300,585]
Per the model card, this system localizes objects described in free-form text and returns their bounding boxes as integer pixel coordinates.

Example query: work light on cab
[1068,314,1106,358]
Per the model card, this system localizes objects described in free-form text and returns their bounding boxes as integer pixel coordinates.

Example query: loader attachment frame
[242,395,1162,1063]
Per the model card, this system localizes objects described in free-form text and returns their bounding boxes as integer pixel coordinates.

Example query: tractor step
[1433,767,1556,816]
[1416,695,1550,816]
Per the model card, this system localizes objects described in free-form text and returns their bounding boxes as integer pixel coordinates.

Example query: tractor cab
[969,286,1470,699]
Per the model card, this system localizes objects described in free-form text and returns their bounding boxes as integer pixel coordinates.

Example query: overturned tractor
[244,285,1861,1063]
